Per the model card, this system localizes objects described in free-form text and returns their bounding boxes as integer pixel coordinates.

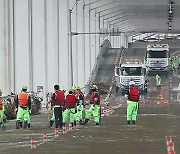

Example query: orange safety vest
[0,99,3,110]
[18,92,29,107]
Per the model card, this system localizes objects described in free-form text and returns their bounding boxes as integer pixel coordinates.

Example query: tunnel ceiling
[91,0,180,35]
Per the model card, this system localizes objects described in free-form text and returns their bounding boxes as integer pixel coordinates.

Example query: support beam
[90,1,121,11]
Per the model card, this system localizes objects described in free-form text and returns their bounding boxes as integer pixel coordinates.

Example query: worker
[74,86,84,125]
[0,89,4,127]
[63,89,77,128]
[126,81,140,125]
[51,85,65,128]
[171,56,176,70]
[156,74,161,87]
[15,86,31,129]
[83,84,101,126]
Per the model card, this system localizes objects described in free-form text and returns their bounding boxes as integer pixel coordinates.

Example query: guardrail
[83,39,112,96]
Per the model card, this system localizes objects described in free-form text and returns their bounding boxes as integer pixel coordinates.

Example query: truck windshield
[147,50,168,58]
[121,67,143,76]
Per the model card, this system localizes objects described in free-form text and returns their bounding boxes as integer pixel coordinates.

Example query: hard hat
[71,85,77,91]
[76,86,81,90]
[22,86,27,90]
[129,81,135,86]
[91,84,98,89]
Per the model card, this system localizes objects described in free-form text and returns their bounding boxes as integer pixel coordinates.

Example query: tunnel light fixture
[168,0,174,30]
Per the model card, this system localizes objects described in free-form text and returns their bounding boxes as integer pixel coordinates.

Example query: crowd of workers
[47,84,101,129]
[0,84,101,129]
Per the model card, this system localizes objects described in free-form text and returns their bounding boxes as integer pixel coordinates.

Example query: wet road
[0,42,180,154]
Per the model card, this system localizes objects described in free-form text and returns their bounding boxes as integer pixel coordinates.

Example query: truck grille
[122,78,141,85]
[149,60,166,67]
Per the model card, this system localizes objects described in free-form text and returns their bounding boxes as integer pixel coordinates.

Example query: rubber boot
[49,120,54,128]
[132,120,136,125]
[24,121,28,129]
[28,123,31,128]
[19,122,23,128]
[83,119,89,125]
[127,120,130,124]
[16,121,20,129]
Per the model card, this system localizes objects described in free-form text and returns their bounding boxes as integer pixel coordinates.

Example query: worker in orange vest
[15,86,31,129]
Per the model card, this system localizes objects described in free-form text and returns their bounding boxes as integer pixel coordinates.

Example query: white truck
[115,60,148,94]
[145,44,170,74]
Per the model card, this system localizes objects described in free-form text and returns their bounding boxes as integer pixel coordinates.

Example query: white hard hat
[129,81,135,86]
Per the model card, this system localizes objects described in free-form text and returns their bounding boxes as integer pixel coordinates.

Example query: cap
[22,86,27,90]
[129,81,135,86]
[91,84,98,89]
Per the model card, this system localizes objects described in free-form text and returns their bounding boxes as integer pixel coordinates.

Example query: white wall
[0,0,128,96]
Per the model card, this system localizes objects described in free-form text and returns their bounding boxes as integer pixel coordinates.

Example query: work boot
[96,123,100,126]
[49,120,54,128]
[16,122,20,129]
[127,120,130,124]
[132,120,136,125]
[28,123,31,128]
[83,119,89,125]
[24,122,28,129]
[19,122,23,128]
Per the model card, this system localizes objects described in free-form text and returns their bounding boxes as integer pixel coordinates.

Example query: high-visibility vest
[18,92,29,107]
[55,91,65,106]
[90,91,100,104]
[0,99,3,110]
[65,94,77,108]
[128,87,139,102]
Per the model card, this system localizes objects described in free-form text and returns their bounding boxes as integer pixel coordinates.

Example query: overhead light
[168,26,172,30]
[169,9,173,14]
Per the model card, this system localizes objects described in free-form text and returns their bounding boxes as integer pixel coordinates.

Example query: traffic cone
[69,122,72,130]
[166,136,172,145]
[167,142,175,152]
[62,125,66,134]
[168,150,176,154]
[43,132,47,142]
[55,128,58,138]
[31,137,36,149]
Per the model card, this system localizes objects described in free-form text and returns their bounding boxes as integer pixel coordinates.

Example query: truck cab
[145,44,170,74]
[115,59,148,94]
